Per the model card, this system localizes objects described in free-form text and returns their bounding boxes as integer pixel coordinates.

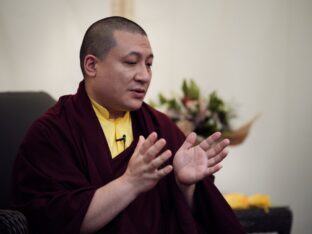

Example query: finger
[205,164,223,176]
[179,132,197,150]
[207,148,229,167]
[139,132,158,155]
[156,165,173,178]
[149,150,172,171]
[144,138,167,162]
[133,135,145,157]
[206,138,230,158]
[199,132,222,151]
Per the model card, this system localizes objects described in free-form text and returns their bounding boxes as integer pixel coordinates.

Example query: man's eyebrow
[125,51,154,59]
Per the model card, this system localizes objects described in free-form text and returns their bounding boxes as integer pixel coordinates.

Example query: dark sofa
[0,91,55,233]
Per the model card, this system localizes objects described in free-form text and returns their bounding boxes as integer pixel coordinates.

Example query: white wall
[0,0,111,97]
[1,0,311,233]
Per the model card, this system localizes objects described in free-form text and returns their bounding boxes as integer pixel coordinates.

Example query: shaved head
[79,16,147,76]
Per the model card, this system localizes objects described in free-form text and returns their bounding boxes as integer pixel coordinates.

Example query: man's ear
[84,55,98,77]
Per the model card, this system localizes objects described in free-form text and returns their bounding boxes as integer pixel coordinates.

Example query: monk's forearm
[80,176,138,234]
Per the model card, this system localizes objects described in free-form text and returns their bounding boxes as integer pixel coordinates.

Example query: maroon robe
[11,82,244,234]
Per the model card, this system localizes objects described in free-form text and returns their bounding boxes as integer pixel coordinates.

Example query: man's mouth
[130,88,146,99]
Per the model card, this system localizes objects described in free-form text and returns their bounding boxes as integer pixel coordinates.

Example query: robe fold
[11,82,244,234]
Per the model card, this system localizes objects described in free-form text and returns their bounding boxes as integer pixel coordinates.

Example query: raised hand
[173,132,230,186]
[122,132,173,195]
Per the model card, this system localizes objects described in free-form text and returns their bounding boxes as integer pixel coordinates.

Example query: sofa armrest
[0,209,28,234]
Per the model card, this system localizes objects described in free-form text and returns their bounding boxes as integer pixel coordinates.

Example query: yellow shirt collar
[89,97,133,158]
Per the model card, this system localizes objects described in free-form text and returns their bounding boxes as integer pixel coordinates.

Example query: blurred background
[1,0,311,233]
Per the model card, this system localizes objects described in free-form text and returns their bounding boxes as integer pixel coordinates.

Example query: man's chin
[124,100,144,111]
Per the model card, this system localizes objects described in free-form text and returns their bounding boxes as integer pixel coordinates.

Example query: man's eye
[125,61,137,65]
[146,63,153,68]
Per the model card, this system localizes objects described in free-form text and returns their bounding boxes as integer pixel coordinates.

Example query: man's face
[89,30,153,118]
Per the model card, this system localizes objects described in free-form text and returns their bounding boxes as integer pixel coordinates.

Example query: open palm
[173,132,230,186]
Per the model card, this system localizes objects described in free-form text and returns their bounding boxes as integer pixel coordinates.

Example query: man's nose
[135,64,151,83]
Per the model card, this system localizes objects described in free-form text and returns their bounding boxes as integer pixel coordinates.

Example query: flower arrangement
[151,79,257,145]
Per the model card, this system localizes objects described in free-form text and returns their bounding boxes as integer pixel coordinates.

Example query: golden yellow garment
[90,98,133,158]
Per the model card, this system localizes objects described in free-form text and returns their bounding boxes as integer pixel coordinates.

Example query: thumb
[180,132,197,150]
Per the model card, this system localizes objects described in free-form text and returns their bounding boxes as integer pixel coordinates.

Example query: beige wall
[1,0,312,233]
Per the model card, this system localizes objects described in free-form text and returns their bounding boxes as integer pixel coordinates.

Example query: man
[11,16,244,233]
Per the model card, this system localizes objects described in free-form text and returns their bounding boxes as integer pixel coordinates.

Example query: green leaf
[189,79,200,99]
[159,93,167,104]
[148,100,157,107]
[182,79,188,97]
[168,98,181,110]
[182,79,200,100]
[208,91,224,112]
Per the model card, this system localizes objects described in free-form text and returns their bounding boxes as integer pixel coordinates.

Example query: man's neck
[85,82,126,119]
[106,108,126,119]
